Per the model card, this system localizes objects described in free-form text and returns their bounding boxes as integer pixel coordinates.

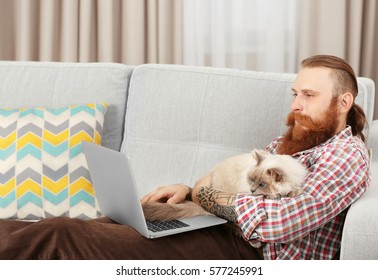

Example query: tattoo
[196,186,238,223]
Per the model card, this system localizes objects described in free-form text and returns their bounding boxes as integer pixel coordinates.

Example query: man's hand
[141,184,190,205]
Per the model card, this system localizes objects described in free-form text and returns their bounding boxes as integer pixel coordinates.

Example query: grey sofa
[0,61,376,259]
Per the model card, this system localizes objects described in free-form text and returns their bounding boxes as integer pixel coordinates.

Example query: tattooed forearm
[196,186,238,223]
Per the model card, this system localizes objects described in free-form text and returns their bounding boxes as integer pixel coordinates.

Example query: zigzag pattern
[0,109,18,214]
[0,103,107,220]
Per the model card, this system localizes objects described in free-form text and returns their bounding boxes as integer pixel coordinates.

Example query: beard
[276,98,340,155]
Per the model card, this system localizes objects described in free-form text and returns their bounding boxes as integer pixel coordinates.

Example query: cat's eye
[259,182,267,188]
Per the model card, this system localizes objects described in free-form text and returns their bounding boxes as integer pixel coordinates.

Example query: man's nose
[291,96,303,112]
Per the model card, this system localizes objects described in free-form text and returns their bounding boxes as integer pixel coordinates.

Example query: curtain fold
[182,0,299,73]
[0,0,183,64]
[298,0,378,119]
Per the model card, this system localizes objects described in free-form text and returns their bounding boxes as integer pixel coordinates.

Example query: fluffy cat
[142,149,307,222]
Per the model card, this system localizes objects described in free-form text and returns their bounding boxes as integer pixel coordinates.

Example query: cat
[142,149,307,222]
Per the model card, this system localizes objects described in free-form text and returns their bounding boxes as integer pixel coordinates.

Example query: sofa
[0,61,376,259]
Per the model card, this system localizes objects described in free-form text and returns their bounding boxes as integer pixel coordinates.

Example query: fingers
[166,194,181,204]
[140,186,174,204]
[140,184,189,205]
[141,191,165,204]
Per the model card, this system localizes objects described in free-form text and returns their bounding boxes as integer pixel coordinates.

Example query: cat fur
[142,149,307,222]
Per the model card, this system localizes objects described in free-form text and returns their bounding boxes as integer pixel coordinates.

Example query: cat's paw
[250,240,262,248]
[264,194,281,199]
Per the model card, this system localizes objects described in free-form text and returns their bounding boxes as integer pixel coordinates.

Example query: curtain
[182,0,299,73]
[298,0,378,119]
[0,0,183,64]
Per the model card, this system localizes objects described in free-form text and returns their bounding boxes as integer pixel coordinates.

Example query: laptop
[82,142,227,238]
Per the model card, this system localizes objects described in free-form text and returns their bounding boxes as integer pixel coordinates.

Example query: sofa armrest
[340,162,378,259]
[367,120,378,162]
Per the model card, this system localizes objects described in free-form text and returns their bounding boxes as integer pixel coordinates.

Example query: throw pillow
[0,102,107,220]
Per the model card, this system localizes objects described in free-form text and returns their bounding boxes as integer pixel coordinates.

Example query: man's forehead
[293,67,334,93]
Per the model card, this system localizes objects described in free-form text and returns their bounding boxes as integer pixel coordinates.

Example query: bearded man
[142,55,371,260]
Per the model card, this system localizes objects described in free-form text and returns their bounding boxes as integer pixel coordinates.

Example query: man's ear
[339,92,354,114]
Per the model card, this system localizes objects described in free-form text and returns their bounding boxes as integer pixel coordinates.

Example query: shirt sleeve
[235,143,371,244]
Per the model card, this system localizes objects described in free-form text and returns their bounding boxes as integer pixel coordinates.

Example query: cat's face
[247,168,284,199]
[246,149,305,199]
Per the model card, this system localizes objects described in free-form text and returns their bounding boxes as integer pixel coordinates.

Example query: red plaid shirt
[235,126,371,259]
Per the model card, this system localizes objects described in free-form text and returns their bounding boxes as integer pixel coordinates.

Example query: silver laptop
[82,142,227,238]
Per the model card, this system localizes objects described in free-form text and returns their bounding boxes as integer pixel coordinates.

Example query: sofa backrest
[0,61,132,151]
[122,64,375,196]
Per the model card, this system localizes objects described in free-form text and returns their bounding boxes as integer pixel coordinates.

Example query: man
[142,55,371,259]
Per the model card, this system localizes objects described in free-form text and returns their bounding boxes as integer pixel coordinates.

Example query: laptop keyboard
[147,220,190,232]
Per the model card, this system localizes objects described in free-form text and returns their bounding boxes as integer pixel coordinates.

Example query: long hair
[301,55,366,142]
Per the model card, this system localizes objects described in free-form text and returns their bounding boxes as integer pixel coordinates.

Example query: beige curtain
[0,0,183,64]
[298,0,378,119]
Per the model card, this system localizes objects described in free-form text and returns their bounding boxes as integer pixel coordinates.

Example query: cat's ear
[252,149,266,165]
[267,168,284,182]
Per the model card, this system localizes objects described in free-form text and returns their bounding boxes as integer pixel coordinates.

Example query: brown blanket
[0,217,262,260]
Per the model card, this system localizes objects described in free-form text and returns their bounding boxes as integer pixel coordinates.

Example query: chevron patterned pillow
[0,103,107,220]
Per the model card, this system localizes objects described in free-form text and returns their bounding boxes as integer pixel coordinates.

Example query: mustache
[287,112,330,132]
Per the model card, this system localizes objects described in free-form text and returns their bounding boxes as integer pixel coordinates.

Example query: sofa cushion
[0,103,107,220]
[0,61,133,152]
[341,161,378,259]
[121,64,376,197]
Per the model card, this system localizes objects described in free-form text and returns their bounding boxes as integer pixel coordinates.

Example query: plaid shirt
[235,126,371,259]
